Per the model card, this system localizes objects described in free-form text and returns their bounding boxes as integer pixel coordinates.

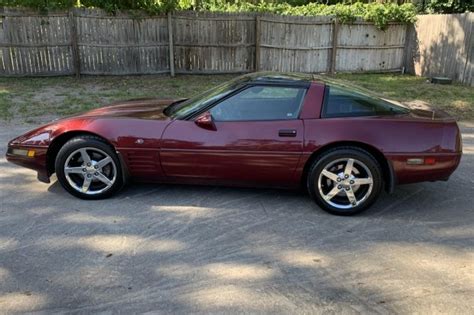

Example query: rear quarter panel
[302,116,461,184]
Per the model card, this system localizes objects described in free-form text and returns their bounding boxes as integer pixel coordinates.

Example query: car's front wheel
[307,147,383,215]
[55,135,123,199]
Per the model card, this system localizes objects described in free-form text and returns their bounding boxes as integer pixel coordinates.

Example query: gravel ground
[0,122,473,314]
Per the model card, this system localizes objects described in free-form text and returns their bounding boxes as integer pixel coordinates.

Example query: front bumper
[6,145,50,183]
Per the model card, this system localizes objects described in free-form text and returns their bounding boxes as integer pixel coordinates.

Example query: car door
[159,85,307,186]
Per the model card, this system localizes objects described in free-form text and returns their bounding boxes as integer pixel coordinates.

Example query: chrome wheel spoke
[345,188,357,205]
[318,157,374,210]
[64,147,117,195]
[96,156,112,169]
[95,172,113,187]
[79,148,92,165]
[344,158,354,176]
[321,169,339,182]
[353,177,373,185]
[82,176,92,193]
[323,186,341,201]
[65,166,84,174]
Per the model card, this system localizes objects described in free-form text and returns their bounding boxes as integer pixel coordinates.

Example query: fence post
[330,18,339,74]
[69,9,80,77]
[461,13,473,85]
[255,15,261,72]
[167,12,175,77]
[402,23,413,74]
[1,9,12,74]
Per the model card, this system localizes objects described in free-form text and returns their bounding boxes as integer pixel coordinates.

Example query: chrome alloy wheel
[64,147,117,195]
[317,158,374,209]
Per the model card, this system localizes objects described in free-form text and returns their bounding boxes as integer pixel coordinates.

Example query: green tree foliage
[0,0,418,29]
[199,2,417,29]
[423,0,474,13]
[0,0,76,10]
[80,0,178,14]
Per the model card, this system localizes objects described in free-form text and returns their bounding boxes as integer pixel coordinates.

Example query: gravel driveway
[0,122,473,314]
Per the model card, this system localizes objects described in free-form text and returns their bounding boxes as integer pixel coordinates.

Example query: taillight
[406,158,436,165]
[424,157,436,165]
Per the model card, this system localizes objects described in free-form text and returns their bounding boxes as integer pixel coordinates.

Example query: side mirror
[194,111,217,131]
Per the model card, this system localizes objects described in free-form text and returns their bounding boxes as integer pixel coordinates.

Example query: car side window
[322,85,408,118]
[210,85,307,121]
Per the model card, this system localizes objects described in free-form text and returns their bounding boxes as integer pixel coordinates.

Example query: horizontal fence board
[259,18,332,25]
[174,10,256,21]
[337,45,404,50]
[261,44,333,51]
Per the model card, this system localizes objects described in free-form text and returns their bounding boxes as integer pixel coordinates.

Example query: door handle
[279,129,297,137]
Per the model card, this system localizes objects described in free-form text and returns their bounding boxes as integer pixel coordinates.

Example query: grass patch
[0,73,472,123]
[0,75,235,123]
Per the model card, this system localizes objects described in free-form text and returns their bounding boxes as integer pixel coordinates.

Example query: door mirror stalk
[194,111,217,131]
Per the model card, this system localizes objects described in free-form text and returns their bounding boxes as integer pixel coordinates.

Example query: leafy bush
[201,2,417,29]
[0,0,76,10]
[81,0,178,14]
[1,0,418,29]
[0,0,178,12]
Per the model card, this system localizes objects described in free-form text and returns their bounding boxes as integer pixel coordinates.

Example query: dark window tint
[322,85,409,118]
[210,86,306,121]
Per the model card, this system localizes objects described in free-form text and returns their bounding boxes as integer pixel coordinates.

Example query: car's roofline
[244,80,311,88]
[241,71,314,86]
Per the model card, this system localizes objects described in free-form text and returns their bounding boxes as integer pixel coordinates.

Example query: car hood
[78,98,187,120]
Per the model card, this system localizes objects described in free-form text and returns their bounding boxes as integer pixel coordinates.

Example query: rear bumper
[5,145,50,183]
[387,152,462,185]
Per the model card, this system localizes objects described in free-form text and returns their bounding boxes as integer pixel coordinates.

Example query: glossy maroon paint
[6,78,462,191]
[160,118,304,185]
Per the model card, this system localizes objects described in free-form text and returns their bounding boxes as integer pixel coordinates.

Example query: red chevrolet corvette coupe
[6,73,462,215]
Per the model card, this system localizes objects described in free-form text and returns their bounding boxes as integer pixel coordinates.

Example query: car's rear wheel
[55,136,123,199]
[307,147,383,215]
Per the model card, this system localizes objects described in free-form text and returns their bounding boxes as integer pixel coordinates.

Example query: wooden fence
[405,13,474,86]
[0,8,410,77]
[257,14,407,74]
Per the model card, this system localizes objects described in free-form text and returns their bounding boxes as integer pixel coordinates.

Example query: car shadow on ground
[0,123,473,313]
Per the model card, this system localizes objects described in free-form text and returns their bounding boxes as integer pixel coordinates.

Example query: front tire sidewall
[55,137,123,200]
[308,148,383,215]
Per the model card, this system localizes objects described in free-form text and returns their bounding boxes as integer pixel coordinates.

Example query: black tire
[307,147,383,215]
[55,135,124,200]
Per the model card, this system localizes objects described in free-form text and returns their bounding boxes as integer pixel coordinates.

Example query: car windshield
[164,77,246,119]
